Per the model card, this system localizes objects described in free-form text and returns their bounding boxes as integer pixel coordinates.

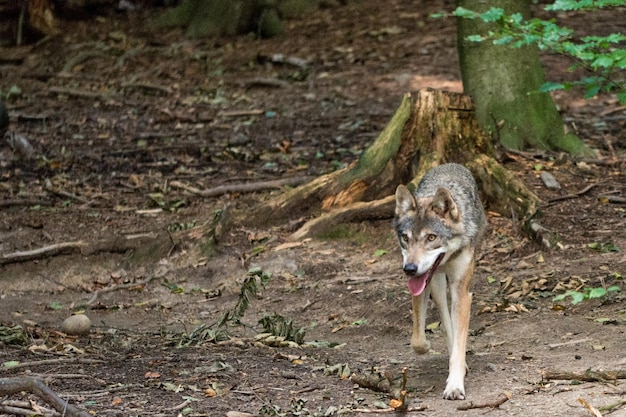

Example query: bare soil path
[0,1,625,416]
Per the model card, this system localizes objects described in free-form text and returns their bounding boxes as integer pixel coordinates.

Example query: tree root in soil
[251,89,544,242]
[170,176,312,198]
[0,233,161,266]
[0,377,91,417]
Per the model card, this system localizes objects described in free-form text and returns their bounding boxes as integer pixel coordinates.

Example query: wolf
[393,163,486,400]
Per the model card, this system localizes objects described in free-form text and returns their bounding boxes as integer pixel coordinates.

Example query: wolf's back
[415,163,486,244]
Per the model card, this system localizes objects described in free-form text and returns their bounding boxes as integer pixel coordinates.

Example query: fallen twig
[548,184,595,204]
[0,404,58,417]
[61,50,107,74]
[542,369,626,383]
[0,241,86,265]
[3,358,106,370]
[578,397,602,417]
[0,199,51,208]
[0,400,57,416]
[348,406,427,413]
[48,86,110,100]
[598,195,626,204]
[598,399,626,413]
[0,233,162,265]
[243,77,290,88]
[457,392,511,411]
[217,109,265,117]
[548,338,592,349]
[578,158,625,166]
[44,180,91,205]
[0,377,91,417]
[170,176,312,198]
[121,82,172,95]
[86,270,165,305]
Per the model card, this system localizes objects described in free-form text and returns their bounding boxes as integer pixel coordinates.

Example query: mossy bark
[251,88,541,239]
[456,0,593,156]
[152,0,287,38]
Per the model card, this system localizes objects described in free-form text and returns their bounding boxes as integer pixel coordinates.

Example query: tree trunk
[251,89,541,240]
[456,0,592,156]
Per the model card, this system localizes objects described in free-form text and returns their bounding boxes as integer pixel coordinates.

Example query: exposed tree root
[252,89,542,240]
[289,195,394,240]
[0,377,91,417]
[0,233,161,266]
[170,176,312,198]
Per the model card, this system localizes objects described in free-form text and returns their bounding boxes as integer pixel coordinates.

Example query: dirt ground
[1,1,625,416]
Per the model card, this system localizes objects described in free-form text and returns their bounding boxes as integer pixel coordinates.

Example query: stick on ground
[457,392,511,411]
[0,377,91,417]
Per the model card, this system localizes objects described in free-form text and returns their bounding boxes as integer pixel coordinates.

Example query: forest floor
[0,1,625,416]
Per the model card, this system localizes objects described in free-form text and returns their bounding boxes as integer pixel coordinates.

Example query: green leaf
[487,276,496,284]
[373,249,387,257]
[481,7,505,22]
[50,302,63,310]
[466,34,484,42]
[452,7,478,19]
[2,360,20,369]
[540,81,566,92]
[587,287,607,299]
[592,55,614,69]
[569,292,585,305]
[607,285,621,292]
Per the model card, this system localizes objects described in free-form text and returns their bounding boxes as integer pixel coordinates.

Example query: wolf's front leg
[443,250,474,400]
[428,272,453,353]
[410,287,431,354]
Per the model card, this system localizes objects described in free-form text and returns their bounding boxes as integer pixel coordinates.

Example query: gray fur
[413,163,486,246]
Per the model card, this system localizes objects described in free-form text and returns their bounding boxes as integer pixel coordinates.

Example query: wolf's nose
[403,263,418,275]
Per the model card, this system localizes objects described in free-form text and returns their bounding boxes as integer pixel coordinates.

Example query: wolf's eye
[400,233,409,243]
[427,234,437,242]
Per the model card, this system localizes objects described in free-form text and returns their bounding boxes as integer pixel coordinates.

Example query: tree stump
[252,88,541,240]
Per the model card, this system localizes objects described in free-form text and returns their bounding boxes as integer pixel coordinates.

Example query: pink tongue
[407,275,428,296]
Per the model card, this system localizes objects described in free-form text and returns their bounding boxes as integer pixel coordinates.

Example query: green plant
[437,1,626,102]
[259,313,306,344]
[175,267,271,346]
[553,285,620,305]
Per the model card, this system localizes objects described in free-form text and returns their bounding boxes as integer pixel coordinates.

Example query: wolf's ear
[430,188,459,221]
[395,185,416,216]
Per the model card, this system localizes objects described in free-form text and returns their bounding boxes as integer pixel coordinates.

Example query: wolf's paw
[411,338,430,354]
[442,384,465,400]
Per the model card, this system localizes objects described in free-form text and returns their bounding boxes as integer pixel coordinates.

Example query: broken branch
[457,392,511,411]
[0,377,91,417]
[542,369,626,383]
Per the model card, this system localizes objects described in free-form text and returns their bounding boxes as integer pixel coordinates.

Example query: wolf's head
[394,184,464,296]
